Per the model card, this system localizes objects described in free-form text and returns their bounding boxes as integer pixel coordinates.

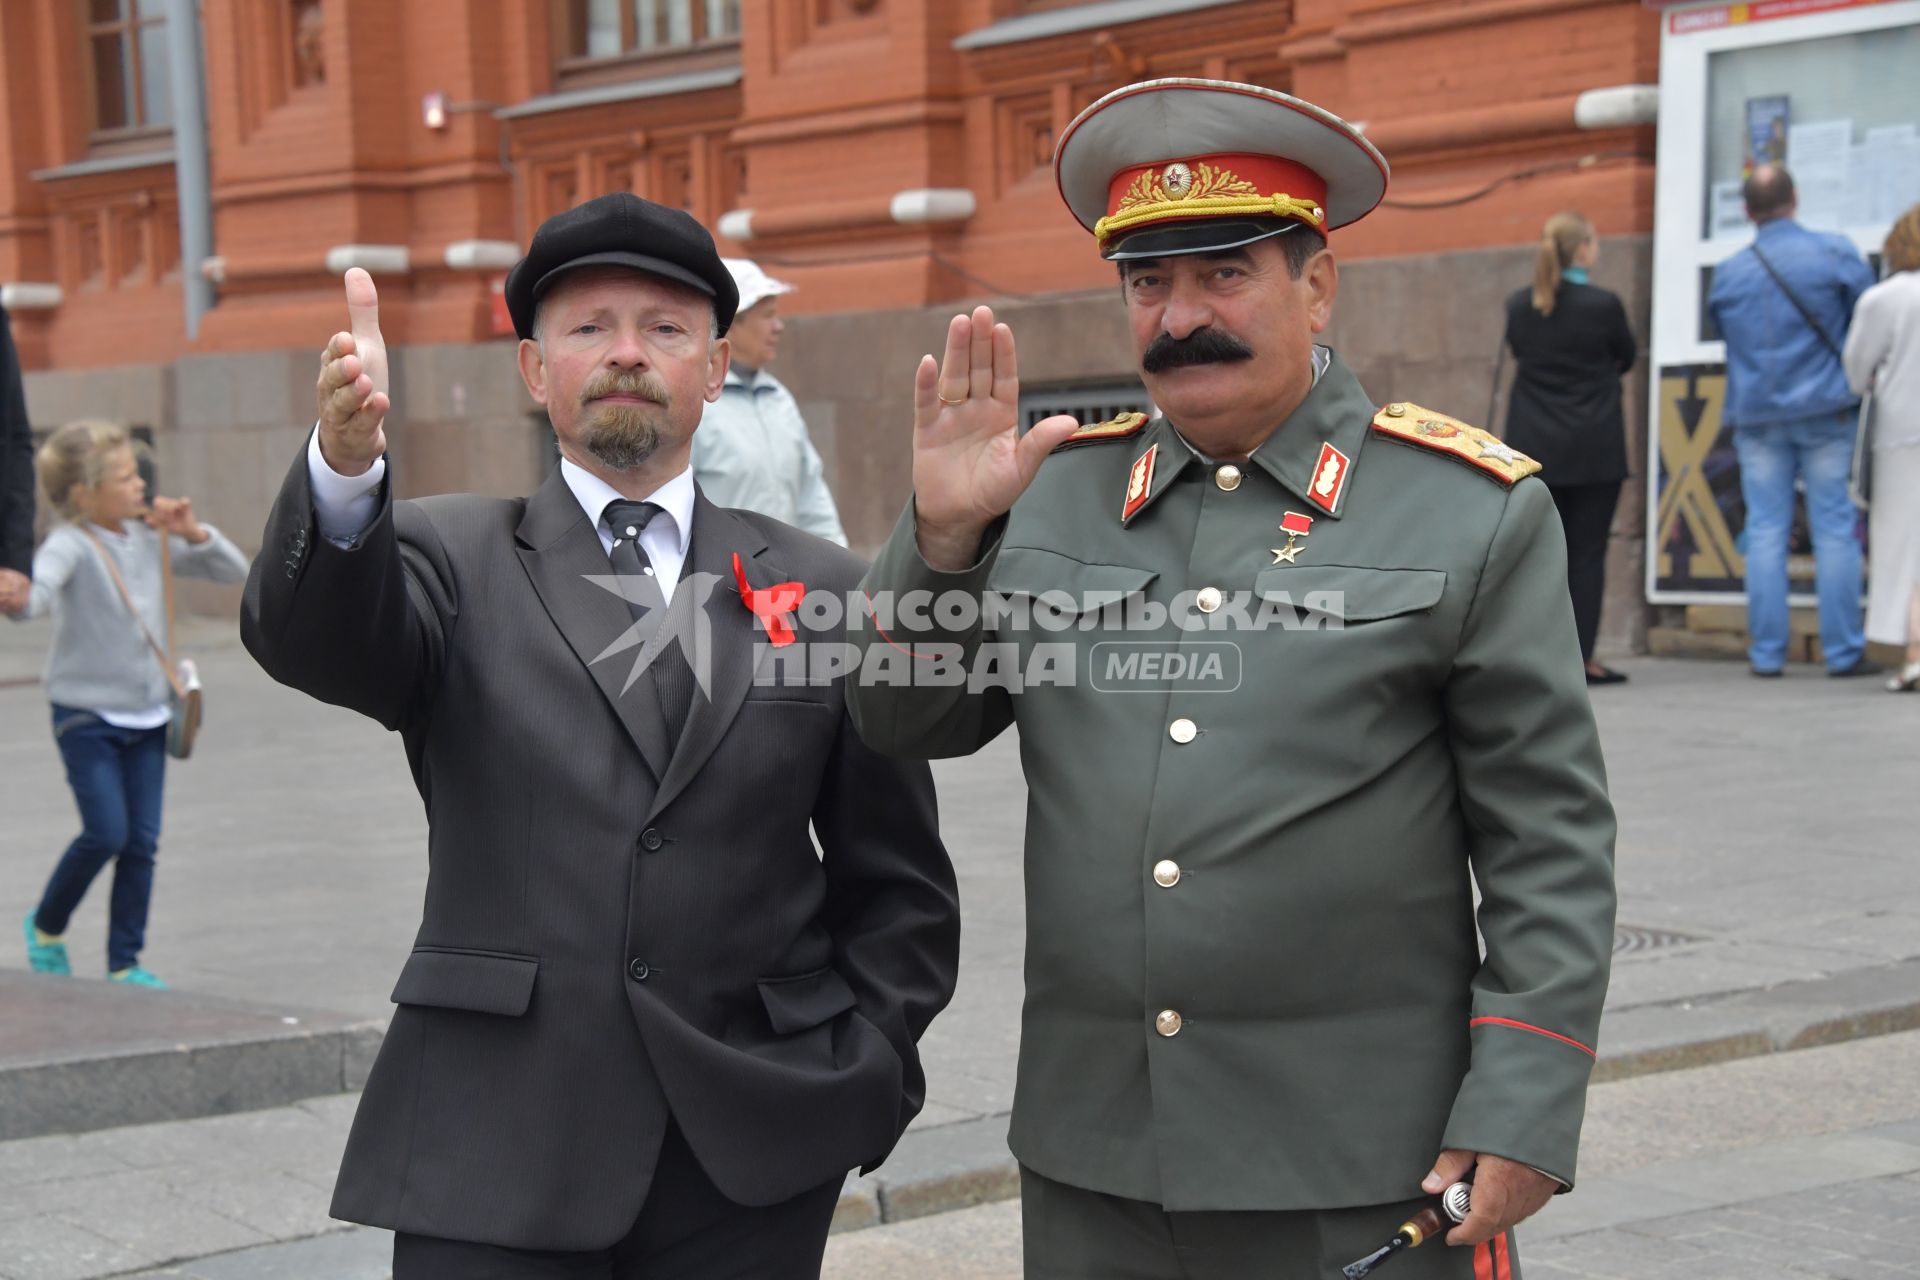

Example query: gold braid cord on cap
[1094,163,1325,249]
[1371,402,1542,486]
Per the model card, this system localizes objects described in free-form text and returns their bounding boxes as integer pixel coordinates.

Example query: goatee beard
[583,402,662,471]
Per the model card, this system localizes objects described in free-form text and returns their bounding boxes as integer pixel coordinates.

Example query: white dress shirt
[306,428,698,604]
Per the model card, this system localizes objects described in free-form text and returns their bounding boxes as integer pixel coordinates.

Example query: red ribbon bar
[733,552,804,648]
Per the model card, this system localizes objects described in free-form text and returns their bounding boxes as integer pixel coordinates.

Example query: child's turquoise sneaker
[108,966,168,990]
[24,911,70,975]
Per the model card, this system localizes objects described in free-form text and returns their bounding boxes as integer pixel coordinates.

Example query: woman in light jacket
[1843,205,1920,691]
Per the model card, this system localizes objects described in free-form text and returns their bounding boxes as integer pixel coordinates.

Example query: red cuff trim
[1470,1016,1595,1058]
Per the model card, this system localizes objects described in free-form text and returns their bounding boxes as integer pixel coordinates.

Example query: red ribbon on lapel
[732,552,804,648]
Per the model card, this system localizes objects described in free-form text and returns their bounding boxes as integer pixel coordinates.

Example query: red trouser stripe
[1469,1016,1596,1057]
[1495,1232,1513,1279]
[1474,1240,1496,1280]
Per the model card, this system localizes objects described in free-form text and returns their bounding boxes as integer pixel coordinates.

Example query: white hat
[722,258,796,313]
[1053,78,1389,260]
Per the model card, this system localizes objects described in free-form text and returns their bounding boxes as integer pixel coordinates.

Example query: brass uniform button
[1214,464,1242,491]
[1155,1009,1184,1037]
[1153,860,1181,887]
[1384,402,1408,417]
[1168,718,1197,744]
[1196,587,1222,613]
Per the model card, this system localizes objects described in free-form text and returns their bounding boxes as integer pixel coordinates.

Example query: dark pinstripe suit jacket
[241,451,960,1252]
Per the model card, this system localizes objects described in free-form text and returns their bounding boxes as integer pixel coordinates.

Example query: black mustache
[1141,328,1254,373]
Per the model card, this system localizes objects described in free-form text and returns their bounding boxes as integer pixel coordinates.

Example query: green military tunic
[847,350,1617,1213]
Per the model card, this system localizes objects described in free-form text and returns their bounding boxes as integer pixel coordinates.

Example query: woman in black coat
[1503,211,1638,685]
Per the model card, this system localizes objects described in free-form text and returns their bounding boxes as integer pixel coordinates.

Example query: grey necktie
[603,500,663,622]
[603,499,695,745]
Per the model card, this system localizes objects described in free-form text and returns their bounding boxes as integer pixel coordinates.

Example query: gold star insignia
[1271,543,1301,564]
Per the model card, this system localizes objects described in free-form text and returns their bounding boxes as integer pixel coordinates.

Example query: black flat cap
[504,193,739,341]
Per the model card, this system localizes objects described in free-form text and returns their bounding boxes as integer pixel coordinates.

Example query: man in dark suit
[241,194,961,1278]
[0,302,35,611]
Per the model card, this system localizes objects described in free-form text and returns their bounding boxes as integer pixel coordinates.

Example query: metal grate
[1019,383,1153,432]
[1613,924,1705,956]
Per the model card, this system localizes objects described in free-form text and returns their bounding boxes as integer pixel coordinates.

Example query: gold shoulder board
[1051,410,1149,452]
[1371,402,1541,486]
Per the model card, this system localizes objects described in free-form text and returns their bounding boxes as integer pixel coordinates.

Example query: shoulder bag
[81,527,202,759]
[1749,243,1873,508]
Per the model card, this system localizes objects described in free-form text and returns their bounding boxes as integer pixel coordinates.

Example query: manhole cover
[1613,924,1704,955]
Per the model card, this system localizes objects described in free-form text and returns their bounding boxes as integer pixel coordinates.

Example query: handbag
[1850,389,1874,510]
[82,527,202,760]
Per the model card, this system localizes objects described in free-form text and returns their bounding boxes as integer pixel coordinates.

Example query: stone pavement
[3,609,1919,1276]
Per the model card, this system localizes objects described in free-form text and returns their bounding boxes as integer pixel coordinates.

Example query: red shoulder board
[1051,411,1149,452]
[1371,402,1541,487]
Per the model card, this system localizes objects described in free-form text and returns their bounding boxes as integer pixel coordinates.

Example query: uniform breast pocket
[1255,566,1447,627]
[987,545,1159,625]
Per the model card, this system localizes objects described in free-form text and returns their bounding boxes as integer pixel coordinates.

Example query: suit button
[628,958,650,982]
[640,828,664,852]
[1155,1009,1183,1037]
[1168,718,1197,744]
[1153,860,1181,888]
[1214,464,1242,491]
[1195,587,1221,613]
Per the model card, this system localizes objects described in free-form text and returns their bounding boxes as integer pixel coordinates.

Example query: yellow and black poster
[1654,363,1853,599]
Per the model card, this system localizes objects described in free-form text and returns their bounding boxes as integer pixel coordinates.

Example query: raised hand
[315,267,390,477]
[146,496,208,544]
[1423,1150,1558,1246]
[910,306,1080,570]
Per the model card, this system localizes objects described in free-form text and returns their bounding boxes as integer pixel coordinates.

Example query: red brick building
[0,0,1661,635]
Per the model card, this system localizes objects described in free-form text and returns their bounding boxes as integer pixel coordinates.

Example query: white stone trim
[444,240,521,271]
[0,283,64,310]
[1574,85,1660,131]
[890,189,976,224]
[716,209,754,242]
[496,67,742,120]
[955,0,1242,49]
[325,245,412,276]
[199,256,226,284]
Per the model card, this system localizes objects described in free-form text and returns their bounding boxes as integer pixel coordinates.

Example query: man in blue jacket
[1708,164,1877,678]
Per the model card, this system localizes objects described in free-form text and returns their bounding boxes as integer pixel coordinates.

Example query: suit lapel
[514,469,672,781]
[647,493,771,821]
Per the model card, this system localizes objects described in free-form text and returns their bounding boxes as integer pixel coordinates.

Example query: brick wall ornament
[0,284,64,310]
[292,0,325,87]
[324,245,411,275]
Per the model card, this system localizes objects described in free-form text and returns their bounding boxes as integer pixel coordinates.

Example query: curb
[9,958,1919,1231]
[838,958,1920,1232]
[0,970,382,1142]
[1591,955,1920,1084]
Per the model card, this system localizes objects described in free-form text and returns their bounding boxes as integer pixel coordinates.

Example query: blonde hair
[1885,204,1920,275]
[1532,211,1595,317]
[36,420,132,520]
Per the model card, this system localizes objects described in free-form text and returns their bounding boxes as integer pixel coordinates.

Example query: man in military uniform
[846,79,1616,1278]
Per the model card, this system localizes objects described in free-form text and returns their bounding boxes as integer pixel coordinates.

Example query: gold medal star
[1271,542,1302,564]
